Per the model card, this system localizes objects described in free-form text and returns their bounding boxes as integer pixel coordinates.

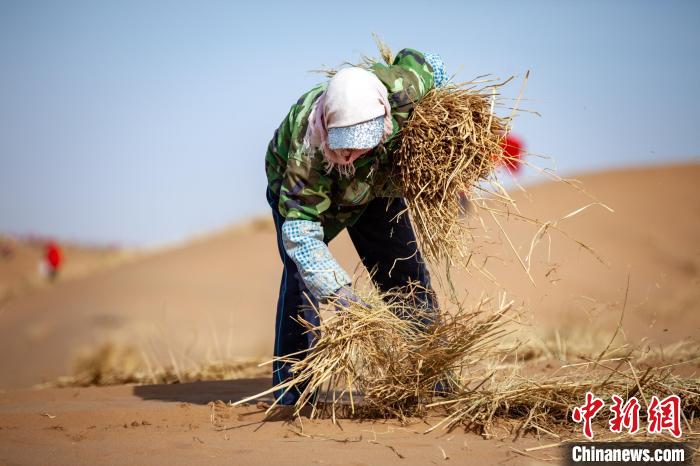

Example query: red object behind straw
[500,133,524,173]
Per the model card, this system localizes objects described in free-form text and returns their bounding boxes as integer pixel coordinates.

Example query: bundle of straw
[392,83,509,266]
[235,288,515,422]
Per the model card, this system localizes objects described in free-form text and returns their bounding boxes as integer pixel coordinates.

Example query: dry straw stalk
[391,81,512,267]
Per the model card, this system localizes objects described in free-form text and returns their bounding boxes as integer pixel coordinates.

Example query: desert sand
[0,163,698,465]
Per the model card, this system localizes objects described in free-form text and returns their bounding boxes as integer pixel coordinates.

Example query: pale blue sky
[1,0,698,247]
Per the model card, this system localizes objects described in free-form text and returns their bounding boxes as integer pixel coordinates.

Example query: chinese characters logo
[572,392,682,439]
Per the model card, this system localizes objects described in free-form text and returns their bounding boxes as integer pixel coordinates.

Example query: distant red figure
[44,241,63,281]
[460,132,526,213]
[500,132,524,173]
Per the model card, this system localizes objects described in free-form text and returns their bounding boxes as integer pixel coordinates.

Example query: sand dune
[0,164,698,390]
[455,163,700,346]
[0,163,698,465]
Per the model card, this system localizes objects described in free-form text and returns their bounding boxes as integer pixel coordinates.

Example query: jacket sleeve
[281,220,351,300]
[277,85,351,300]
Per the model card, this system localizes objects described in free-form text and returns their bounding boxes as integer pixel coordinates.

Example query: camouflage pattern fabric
[264,48,436,241]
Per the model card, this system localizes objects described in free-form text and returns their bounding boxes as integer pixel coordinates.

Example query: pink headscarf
[304,67,393,174]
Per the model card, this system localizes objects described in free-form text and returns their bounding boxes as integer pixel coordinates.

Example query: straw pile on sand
[47,343,268,387]
[236,288,514,421]
[429,362,700,435]
[235,290,700,437]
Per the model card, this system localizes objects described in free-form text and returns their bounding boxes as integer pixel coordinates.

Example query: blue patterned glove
[281,220,351,301]
[424,52,448,88]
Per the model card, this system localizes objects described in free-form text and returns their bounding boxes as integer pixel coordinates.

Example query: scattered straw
[233,288,700,438]
[426,362,700,436]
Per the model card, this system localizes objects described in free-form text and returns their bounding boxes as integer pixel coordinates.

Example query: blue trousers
[267,189,436,405]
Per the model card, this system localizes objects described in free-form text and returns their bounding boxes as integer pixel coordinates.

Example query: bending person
[264,49,448,405]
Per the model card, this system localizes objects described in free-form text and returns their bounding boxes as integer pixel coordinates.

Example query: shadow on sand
[133,378,308,424]
[133,377,273,405]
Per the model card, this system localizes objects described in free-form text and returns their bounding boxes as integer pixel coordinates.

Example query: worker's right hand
[332,286,367,312]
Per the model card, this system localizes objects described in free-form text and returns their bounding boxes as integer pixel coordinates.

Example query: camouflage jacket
[265,48,437,241]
